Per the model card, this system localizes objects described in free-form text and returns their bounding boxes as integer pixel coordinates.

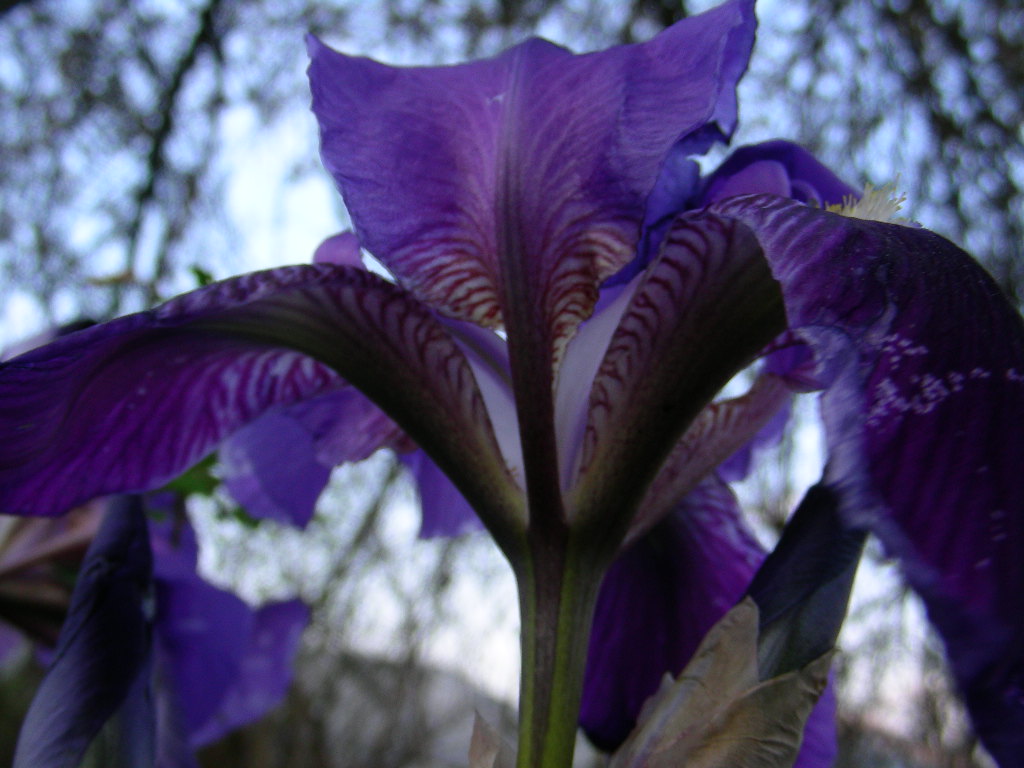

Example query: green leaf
[189,265,216,287]
[159,454,219,498]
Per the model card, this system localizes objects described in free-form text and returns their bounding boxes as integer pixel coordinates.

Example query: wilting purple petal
[308,0,754,364]
[14,497,153,768]
[701,140,858,207]
[711,194,1024,764]
[0,266,519,534]
[399,451,481,538]
[188,600,309,746]
[579,478,764,750]
[571,213,784,535]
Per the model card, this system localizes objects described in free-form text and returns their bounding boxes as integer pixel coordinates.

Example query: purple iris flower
[1,0,1022,764]
[10,496,308,768]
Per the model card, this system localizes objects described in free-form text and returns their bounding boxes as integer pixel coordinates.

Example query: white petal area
[441,316,525,489]
[554,274,644,492]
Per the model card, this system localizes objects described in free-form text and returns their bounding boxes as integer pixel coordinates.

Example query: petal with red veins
[570,213,784,538]
[0,266,520,536]
[308,0,755,368]
[629,373,791,543]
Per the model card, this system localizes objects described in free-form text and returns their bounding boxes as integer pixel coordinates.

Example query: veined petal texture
[712,194,1024,764]
[0,266,520,534]
[307,0,754,367]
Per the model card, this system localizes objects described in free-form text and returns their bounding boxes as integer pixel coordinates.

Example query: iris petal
[630,372,791,542]
[712,194,1024,764]
[220,410,332,528]
[399,451,481,538]
[579,479,763,751]
[701,140,858,207]
[571,213,784,539]
[308,0,755,365]
[0,266,520,535]
[14,498,153,768]
[187,600,309,747]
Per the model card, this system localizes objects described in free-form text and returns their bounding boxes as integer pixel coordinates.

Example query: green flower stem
[515,536,605,768]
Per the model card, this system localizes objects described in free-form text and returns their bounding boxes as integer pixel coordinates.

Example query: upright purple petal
[711,194,1024,765]
[701,140,859,207]
[308,0,755,364]
[14,497,153,768]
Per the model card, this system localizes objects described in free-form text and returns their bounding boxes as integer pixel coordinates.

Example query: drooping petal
[399,451,482,538]
[219,409,332,528]
[0,266,521,536]
[154,577,253,741]
[308,0,755,358]
[581,479,837,764]
[14,497,153,768]
[579,479,764,751]
[148,511,307,746]
[711,194,1024,764]
[570,213,785,540]
[187,600,309,746]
